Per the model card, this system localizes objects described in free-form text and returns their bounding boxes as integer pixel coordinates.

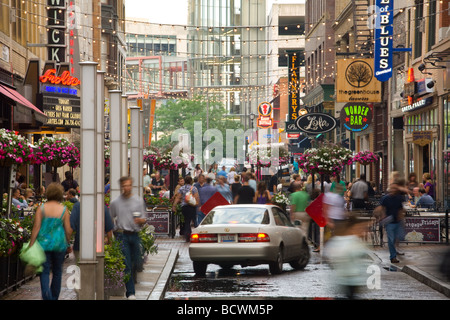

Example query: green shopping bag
[20,241,46,273]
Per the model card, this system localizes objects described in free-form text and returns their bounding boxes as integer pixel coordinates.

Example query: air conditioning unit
[439,27,449,42]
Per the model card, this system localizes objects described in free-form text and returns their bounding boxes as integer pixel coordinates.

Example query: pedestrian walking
[227,167,237,185]
[289,182,311,241]
[109,176,147,300]
[323,183,347,236]
[70,201,114,263]
[379,177,406,263]
[325,216,369,299]
[234,172,255,204]
[350,174,368,210]
[197,177,217,225]
[267,169,278,195]
[255,181,271,204]
[28,182,72,300]
[172,176,200,242]
[61,171,79,193]
[216,175,233,203]
[230,175,242,200]
[217,166,228,179]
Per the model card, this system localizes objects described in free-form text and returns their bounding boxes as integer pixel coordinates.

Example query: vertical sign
[288,51,301,123]
[47,0,66,63]
[374,0,393,82]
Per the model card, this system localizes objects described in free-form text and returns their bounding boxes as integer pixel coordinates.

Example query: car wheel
[269,246,284,275]
[193,261,208,276]
[289,240,310,270]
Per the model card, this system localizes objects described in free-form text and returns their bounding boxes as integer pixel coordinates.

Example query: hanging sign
[340,102,373,132]
[374,0,393,82]
[288,52,301,122]
[295,113,337,135]
[336,59,381,102]
[257,101,273,128]
[47,0,67,63]
[412,131,433,147]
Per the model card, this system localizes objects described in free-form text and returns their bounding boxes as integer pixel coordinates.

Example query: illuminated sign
[257,102,273,129]
[40,69,81,86]
[42,95,80,128]
[340,102,373,132]
[374,0,393,82]
[288,52,301,122]
[47,0,67,63]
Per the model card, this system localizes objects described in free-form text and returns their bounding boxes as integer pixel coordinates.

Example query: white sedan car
[189,204,310,276]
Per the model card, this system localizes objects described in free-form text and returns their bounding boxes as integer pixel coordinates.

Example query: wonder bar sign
[374,0,393,82]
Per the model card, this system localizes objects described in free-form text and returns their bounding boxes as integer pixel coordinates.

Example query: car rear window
[201,207,270,225]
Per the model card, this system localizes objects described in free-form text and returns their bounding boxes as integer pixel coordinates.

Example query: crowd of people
[8,160,439,300]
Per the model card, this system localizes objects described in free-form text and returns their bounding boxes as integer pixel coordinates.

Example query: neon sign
[39,69,81,86]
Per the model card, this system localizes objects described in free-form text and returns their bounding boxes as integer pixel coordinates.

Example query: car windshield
[201,207,270,225]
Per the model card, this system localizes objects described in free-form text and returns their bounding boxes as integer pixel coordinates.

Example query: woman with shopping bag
[28,182,73,300]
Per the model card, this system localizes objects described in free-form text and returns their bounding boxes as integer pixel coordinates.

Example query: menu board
[146,209,170,234]
[403,217,441,243]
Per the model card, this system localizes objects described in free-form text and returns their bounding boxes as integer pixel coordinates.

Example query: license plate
[220,234,237,242]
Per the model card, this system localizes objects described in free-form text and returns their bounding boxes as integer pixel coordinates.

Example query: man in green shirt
[289,182,311,237]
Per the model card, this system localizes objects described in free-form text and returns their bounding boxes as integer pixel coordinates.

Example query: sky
[125,0,305,25]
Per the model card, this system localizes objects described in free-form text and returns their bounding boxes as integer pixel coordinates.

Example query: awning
[0,83,47,123]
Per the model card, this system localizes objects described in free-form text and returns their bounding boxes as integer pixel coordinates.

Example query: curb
[370,250,450,298]
[402,265,450,298]
[147,248,179,300]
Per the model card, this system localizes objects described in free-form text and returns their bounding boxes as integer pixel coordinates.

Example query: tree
[153,96,243,162]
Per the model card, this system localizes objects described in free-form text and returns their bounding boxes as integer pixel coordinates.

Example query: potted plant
[104,239,130,299]
[139,225,158,259]
[271,193,290,211]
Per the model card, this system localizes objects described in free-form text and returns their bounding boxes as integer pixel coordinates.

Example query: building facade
[187,0,267,130]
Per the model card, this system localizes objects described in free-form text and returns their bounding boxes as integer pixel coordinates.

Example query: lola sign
[295,113,337,135]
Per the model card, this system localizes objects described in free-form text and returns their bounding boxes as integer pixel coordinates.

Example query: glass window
[272,207,293,227]
[201,207,270,225]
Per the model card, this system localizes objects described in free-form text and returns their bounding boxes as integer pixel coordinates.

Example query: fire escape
[353,0,373,55]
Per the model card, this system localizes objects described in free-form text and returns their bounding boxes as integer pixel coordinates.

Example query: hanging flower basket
[0,129,35,167]
[144,147,193,171]
[249,143,289,168]
[34,136,80,168]
[104,144,110,168]
[298,142,353,176]
[353,150,379,166]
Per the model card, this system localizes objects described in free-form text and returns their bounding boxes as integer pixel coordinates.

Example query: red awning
[0,83,47,118]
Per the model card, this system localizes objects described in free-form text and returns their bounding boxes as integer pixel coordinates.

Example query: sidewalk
[0,236,184,301]
[1,235,449,300]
